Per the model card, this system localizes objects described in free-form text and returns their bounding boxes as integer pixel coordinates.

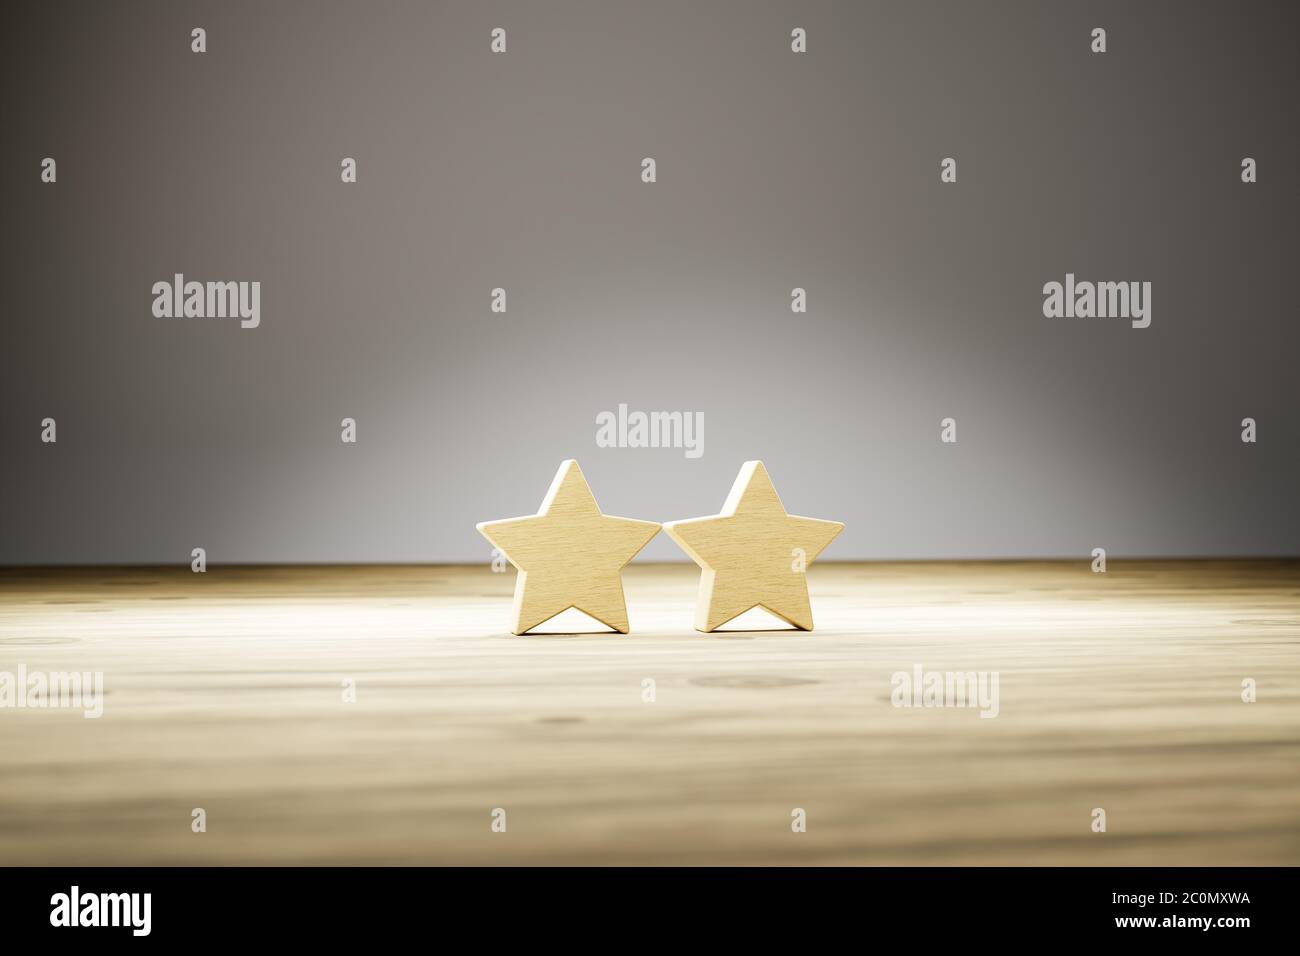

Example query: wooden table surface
[1,561,1297,865]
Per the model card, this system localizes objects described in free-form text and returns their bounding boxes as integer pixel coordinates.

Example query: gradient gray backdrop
[3,0,1298,564]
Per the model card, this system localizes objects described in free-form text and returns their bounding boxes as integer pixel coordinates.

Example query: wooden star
[663,461,844,632]
[477,460,661,635]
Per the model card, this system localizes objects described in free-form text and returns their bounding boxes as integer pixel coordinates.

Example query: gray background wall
[2,0,1297,565]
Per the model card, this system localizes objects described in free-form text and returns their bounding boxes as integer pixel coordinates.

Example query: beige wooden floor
[0,561,1297,865]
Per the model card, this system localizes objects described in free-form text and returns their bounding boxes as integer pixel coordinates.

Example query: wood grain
[0,560,1297,865]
